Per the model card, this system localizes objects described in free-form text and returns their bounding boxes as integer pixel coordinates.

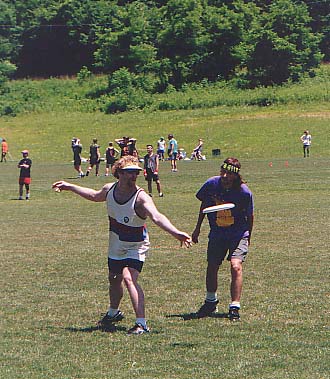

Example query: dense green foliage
[0,0,328,89]
[1,63,329,116]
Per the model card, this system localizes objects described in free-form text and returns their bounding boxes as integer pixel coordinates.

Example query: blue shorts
[170,152,178,161]
[108,258,144,274]
[207,236,249,265]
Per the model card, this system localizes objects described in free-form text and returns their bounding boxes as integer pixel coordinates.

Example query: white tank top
[106,183,150,260]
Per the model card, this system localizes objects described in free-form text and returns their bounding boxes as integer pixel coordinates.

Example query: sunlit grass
[1,155,329,378]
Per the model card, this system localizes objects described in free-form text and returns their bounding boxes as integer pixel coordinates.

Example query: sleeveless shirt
[106,183,150,261]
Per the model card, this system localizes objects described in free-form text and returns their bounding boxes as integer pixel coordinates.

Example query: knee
[231,261,242,274]
[123,275,134,289]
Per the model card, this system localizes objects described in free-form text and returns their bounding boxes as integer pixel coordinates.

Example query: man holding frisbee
[192,157,254,321]
[52,155,192,335]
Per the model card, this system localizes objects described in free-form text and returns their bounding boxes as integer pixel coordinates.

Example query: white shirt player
[106,183,150,261]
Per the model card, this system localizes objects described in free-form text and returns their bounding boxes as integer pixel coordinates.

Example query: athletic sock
[229,301,240,309]
[206,292,218,302]
[107,307,119,317]
[136,318,147,328]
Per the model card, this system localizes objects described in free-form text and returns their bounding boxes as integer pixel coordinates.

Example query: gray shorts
[207,236,249,265]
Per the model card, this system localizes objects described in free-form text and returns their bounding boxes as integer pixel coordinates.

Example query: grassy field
[1,136,330,378]
[1,102,330,378]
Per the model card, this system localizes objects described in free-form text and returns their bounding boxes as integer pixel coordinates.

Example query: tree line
[0,0,329,91]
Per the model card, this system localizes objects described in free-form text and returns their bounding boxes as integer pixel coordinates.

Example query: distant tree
[15,0,117,77]
[156,0,207,86]
[304,0,330,61]
[0,1,17,88]
[235,0,322,87]
[94,1,158,74]
[197,1,260,81]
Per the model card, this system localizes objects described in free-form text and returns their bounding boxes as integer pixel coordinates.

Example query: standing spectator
[86,138,101,176]
[143,144,163,197]
[300,130,312,158]
[167,134,178,172]
[115,136,138,157]
[52,155,192,335]
[1,138,8,162]
[105,142,119,176]
[18,150,32,200]
[157,137,166,161]
[71,138,84,177]
[192,157,254,321]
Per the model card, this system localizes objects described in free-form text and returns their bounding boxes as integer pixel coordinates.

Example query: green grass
[1,155,329,379]
[1,75,330,378]
[1,103,330,164]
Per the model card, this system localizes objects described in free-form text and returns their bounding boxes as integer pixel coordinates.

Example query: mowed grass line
[1,157,329,379]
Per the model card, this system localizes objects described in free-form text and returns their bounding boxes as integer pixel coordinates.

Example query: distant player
[300,130,311,158]
[18,150,32,200]
[86,138,101,176]
[167,134,178,172]
[157,137,166,161]
[1,138,8,162]
[71,138,84,177]
[143,144,163,197]
[105,142,119,176]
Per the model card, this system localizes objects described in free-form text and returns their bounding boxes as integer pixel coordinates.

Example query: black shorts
[207,236,249,265]
[74,159,81,166]
[106,157,116,165]
[90,158,100,165]
[108,258,144,274]
[145,170,159,182]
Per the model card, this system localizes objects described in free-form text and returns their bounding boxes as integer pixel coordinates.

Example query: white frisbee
[202,203,235,214]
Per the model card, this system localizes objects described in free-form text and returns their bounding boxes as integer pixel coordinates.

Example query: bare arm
[52,181,113,202]
[192,202,207,243]
[136,191,192,247]
[155,154,160,173]
[247,214,254,245]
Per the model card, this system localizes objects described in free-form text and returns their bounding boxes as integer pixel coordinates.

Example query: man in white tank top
[53,156,192,335]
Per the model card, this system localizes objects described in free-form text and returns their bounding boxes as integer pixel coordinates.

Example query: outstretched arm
[136,191,192,247]
[52,181,112,202]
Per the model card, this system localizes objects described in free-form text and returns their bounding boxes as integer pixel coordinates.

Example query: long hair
[222,157,244,189]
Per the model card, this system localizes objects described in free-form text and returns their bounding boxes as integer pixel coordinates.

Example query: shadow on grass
[166,312,229,321]
[65,324,163,335]
[65,324,127,333]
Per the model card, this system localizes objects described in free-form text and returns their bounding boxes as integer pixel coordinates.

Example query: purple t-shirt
[196,176,254,240]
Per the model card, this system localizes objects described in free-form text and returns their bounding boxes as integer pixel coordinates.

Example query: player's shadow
[65,176,82,180]
[65,324,127,333]
[166,312,229,321]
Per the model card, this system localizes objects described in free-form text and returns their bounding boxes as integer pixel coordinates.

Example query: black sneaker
[97,310,124,329]
[228,306,240,321]
[85,170,89,176]
[127,323,150,335]
[196,300,219,318]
